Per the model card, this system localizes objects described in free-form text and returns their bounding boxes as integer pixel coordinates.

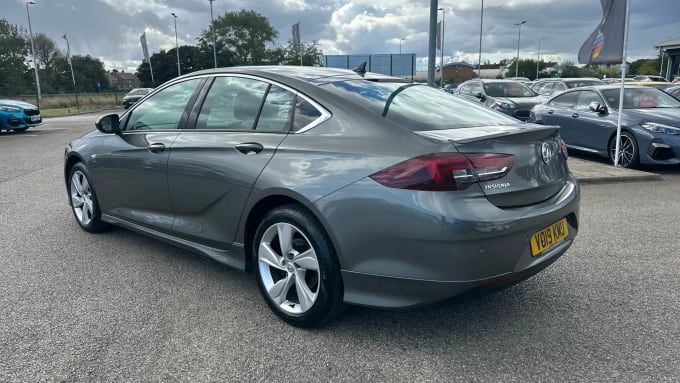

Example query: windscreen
[322,81,518,130]
[566,80,604,88]
[483,82,536,97]
[601,88,680,109]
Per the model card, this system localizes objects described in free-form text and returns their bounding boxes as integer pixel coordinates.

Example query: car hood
[623,108,680,126]
[493,96,544,107]
[0,99,38,109]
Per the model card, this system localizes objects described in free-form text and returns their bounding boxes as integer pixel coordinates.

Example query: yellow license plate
[530,218,569,256]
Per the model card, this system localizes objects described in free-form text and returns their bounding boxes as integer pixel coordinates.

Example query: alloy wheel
[610,134,636,168]
[70,170,94,226]
[257,222,320,315]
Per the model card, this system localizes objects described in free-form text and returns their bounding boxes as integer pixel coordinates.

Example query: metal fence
[323,54,416,80]
[1,92,122,111]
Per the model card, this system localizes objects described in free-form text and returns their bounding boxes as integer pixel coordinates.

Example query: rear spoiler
[415,124,560,144]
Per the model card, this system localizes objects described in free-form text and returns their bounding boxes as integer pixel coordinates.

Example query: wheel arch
[242,193,341,273]
[64,153,86,188]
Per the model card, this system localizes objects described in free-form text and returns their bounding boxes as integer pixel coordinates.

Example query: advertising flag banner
[140,33,150,63]
[436,21,442,50]
[578,0,627,64]
[292,22,301,53]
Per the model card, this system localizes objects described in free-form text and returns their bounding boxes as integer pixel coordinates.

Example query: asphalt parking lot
[1,113,679,382]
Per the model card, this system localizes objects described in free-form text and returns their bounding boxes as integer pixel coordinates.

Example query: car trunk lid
[416,124,569,208]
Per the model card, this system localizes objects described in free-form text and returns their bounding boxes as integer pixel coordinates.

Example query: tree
[32,33,62,71]
[135,46,209,87]
[0,19,29,95]
[506,58,541,80]
[69,55,108,92]
[199,9,278,66]
[268,41,323,66]
[559,61,580,77]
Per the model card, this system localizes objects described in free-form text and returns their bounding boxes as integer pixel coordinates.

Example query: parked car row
[451,75,680,169]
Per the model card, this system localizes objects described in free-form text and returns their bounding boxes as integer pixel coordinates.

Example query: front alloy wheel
[609,132,639,168]
[68,163,108,232]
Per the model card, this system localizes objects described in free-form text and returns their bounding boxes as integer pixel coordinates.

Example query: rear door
[167,75,294,248]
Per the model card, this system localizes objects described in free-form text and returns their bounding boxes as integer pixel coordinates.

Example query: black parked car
[122,88,153,109]
[529,85,680,168]
[455,79,543,121]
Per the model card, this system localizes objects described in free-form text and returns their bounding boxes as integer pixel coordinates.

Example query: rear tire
[253,205,345,327]
[609,131,639,168]
[68,163,109,233]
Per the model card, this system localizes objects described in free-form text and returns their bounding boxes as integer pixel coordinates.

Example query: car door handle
[547,110,554,114]
[235,142,264,155]
[147,143,166,153]
[571,113,579,118]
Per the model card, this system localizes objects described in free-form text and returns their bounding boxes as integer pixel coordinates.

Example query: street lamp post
[399,38,405,54]
[478,0,484,78]
[438,7,445,88]
[209,0,217,68]
[26,1,41,108]
[515,20,526,78]
[63,34,79,110]
[171,12,180,76]
[536,37,545,79]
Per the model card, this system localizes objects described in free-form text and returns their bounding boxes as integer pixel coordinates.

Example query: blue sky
[4,0,678,72]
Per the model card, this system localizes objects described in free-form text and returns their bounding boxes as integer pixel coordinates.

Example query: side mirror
[588,101,607,114]
[475,92,487,102]
[95,113,121,134]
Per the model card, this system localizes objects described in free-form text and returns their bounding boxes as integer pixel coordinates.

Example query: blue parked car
[0,99,42,132]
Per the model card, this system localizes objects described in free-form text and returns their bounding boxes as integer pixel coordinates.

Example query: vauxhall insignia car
[0,99,42,132]
[64,66,580,327]
[529,85,680,168]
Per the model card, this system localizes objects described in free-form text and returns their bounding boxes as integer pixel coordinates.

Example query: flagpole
[613,0,631,167]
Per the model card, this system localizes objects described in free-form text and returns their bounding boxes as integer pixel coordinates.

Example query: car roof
[186,66,407,86]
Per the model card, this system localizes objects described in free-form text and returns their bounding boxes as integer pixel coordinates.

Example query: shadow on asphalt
[568,150,680,177]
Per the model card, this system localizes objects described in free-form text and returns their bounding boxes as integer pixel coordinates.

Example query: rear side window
[293,97,322,132]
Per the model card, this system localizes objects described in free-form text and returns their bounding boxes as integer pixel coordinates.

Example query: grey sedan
[455,79,544,120]
[64,66,580,327]
[529,85,680,168]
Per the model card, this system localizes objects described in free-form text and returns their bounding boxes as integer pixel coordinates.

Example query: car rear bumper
[316,175,580,308]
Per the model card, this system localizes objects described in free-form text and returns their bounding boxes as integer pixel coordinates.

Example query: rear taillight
[369,153,515,191]
[559,138,568,160]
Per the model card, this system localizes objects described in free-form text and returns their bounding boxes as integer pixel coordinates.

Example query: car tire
[67,163,109,233]
[253,205,345,327]
[609,131,639,168]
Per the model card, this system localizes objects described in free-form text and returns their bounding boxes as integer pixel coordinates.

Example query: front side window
[576,91,604,111]
[549,92,578,108]
[125,79,202,131]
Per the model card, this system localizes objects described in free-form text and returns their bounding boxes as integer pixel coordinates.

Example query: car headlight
[0,106,21,112]
[492,101,513,109]
[640,122,680,135]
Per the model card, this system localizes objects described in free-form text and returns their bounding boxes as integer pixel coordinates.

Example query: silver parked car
[455,79,544,120]
[64,66,580,327]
